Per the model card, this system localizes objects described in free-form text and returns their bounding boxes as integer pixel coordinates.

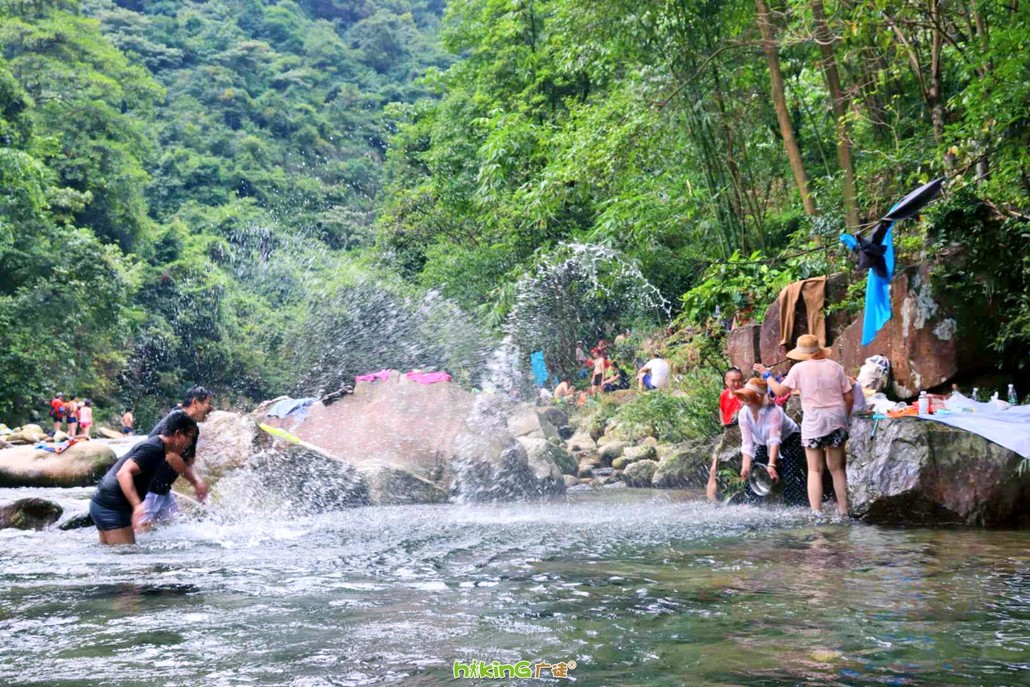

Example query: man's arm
[165,452,209,502]
[116,461,146,528]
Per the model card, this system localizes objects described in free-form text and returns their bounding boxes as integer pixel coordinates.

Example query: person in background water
[756,334,853,516]
[120,408,135,435]
[50,393,66,434]
[77,399,93,439]
[65,396,79,439]
[138,387,213,528]
[719,367,744,427]
[636,354,670,391]
[89,411,199,545]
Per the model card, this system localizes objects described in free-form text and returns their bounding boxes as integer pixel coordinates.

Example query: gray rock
[623,460,659,488]
[0,442,117,488]
[653,438,718,489]
[562,475,580,488]
[593,467,615,477]
[848,417,1030,526]
[360,465,449,506]
[452,395,565,501]
[507,407,559,440]
[566,431,597,453]
[538,406,568,430]
[603,480,628,489]
[0,498,63,530]
[622,445,658,464]
[598,441,627,465]
[58,511,94,531]
[518,437,577,476]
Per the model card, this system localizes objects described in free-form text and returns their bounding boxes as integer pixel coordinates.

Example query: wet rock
[507,407,559,441]
[640,436,659,449]
[451,395,565,501]
[598,441,627,466]
[577,463,596,479]
[621,445,657,464]
[0,442,116,488]
[360,465,449,506]
[195,411,266,487]
[518,437,577,476]
[259,371,474,484]
[537,406,568,430]
[593,467,615,477]
[611,457,629,470]
[623,460,659,488]
[0,498,63,530]
[848,417,1030,526]
[557,425,575,441]
[603,480,627,489]
[653,439,717,488]
[727,324,762,373]
[566,430,597,453]
[562,475,580,488]
[711,425,743,475]
[58,511,94,531]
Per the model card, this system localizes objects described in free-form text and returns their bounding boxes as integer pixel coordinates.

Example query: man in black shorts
[139,386,213,528]
[89,411,199,545]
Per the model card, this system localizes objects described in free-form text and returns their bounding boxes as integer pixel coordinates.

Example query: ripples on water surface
[1,488,1029,686]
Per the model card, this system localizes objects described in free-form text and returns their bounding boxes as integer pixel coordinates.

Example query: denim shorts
[89,499,132,531]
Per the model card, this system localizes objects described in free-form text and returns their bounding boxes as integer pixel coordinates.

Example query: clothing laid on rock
[91,436,167,512]
[405,371,452,384]
[719,389,742,426]
[918,406,1030,459]
[355,369,391,383]
[267,397,316,421]
[777,277,827,348]
[781,358,851,444]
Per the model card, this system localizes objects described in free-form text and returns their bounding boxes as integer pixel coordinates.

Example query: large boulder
[0,498,63,530]
[195,411,267,487]
[623,460,659,488]
[727,324,762,373]
[0,442,117,488]
[507,407,559,441]
[259,371,473,483]
[450,395,565,501]
[360,465,448,506]
[518,437,577,476]
[830,266,984,398]
[847,417,1030,526]
[653,439,719,488]
[565,430,596,453]
[214,438,369,515]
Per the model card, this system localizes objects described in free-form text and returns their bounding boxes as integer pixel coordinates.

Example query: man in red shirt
[718,368,744,427]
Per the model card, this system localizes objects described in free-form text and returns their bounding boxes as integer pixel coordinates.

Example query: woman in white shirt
[735,378,808,505]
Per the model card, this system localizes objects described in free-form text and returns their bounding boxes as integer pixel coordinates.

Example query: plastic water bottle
[1008,384,1018,405]
[918,391,930,415]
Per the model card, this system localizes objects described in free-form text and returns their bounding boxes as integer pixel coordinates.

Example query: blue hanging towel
[861,223,895,345]
[530,351,549,387]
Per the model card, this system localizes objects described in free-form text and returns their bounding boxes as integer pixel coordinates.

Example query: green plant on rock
[679,251,795,329]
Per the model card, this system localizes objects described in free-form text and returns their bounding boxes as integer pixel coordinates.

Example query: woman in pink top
[77,399,94,438]
[756,334,853,516]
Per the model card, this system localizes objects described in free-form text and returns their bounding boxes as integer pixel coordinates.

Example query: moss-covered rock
[623,459,659,487]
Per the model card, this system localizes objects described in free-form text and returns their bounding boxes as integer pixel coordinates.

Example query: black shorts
[804,428,849,449]
[89,499,131,531]
[592,373,602,386]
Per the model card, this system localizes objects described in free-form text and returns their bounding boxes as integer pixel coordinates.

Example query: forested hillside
[0,0,458,423]
[1,0,1028,424]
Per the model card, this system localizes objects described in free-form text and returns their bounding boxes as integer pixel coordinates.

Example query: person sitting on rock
[139,387,213,528]
[120,408,134,435]
[602,361,630,392]
[719,367,744,427]
[733,378,807,505]
[755,334,853,517]
[553,377,575,403]
[636,354,670,391]
[89,411,199,545]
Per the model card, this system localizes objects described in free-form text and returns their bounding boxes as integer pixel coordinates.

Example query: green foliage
[608,369,722,444]
[679,251,795,327]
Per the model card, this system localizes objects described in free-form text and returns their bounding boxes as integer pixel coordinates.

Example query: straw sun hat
[786,333,832,361]
[732,378,769,405]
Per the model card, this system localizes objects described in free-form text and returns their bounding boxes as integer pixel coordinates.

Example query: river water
[1,487,1028,686]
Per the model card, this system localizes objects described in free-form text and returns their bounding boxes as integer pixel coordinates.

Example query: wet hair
[84,399,92,407]
[725,367,743,377]
[183,386,212,407]
[159,410,199,439]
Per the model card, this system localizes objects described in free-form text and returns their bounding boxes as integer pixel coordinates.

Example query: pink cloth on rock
[405,371,452,384]
[781,358,851,443]
[355,369,392,383]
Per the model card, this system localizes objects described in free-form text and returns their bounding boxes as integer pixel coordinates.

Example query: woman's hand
[767,463,781,483]
[753,363,769,375]
[740,456,752,481]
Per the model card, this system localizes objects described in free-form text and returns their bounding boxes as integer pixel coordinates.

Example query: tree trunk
[755,0,817,215]
[811,0,859,228]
